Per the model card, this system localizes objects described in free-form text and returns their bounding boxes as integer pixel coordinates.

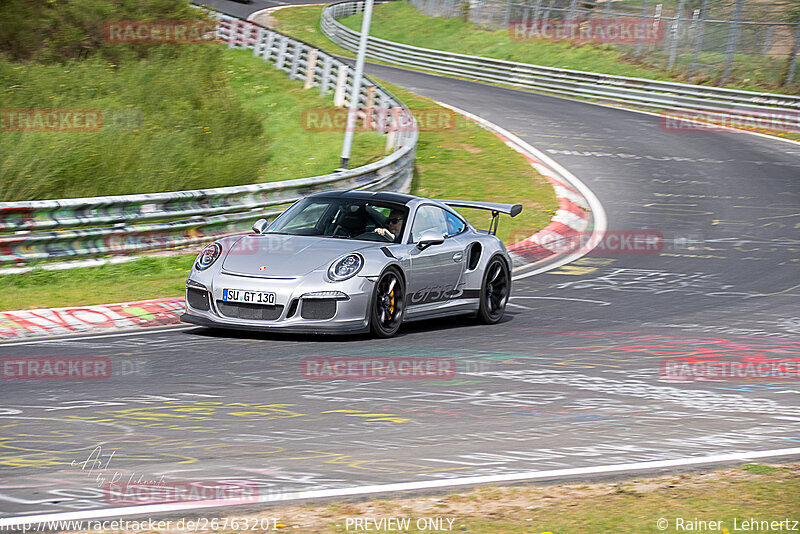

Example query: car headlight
[195,242,222,271]
[327,253,364,282]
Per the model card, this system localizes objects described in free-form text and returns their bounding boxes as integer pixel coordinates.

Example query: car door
[406,204,465,307]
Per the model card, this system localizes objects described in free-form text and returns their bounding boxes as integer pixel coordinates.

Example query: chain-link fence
[408,0,800,88]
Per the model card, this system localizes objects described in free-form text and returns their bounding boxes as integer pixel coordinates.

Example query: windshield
[266,197,409,243]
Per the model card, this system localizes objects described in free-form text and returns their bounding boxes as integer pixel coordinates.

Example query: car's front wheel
[370,268,405,338]
[478,256,510,324]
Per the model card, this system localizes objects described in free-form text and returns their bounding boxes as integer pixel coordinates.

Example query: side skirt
[403,298,480,322]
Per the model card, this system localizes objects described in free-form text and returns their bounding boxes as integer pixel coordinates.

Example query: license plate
[222,289,276,305]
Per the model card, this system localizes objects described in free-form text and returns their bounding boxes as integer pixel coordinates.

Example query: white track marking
[511,296,611,306]
[432,101,608,282]
[2,447,799,526]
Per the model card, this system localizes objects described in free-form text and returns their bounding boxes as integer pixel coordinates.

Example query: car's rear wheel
[370,268,405,338]
[478,257,509,324]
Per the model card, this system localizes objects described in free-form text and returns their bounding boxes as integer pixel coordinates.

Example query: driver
[374,209,404,242]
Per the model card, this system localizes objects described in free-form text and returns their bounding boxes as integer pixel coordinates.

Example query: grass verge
[0,46,383,201]
[0,255,194,311]
[64,462,800,533]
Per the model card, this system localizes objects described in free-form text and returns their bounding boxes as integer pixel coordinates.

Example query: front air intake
[301,300,337,320]
[187,288,211,311]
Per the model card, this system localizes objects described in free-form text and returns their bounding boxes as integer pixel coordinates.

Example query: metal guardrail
[0,11,418,266]
[408,0,800,87]
[321,0,800,116]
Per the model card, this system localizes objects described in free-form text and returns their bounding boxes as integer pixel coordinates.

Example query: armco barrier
[321,1,800,118]
[0,10,417,266]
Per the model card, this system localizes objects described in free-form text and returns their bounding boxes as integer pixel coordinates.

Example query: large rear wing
[435,199,523,235]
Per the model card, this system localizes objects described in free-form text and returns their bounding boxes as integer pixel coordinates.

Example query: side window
[444,210,466,237]
[410,205,449,243]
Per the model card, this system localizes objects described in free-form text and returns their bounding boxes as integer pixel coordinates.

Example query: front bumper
[180,269,373,334]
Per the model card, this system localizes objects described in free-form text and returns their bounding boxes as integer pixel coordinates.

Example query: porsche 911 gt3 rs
[180,190,521,337]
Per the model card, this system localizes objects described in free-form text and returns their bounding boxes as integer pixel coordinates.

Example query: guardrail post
[228,21,239,48]
[262,32,275,62]
[786,15,800,87]
[376,94,390,133]
[244,22,256,50]
[364,85,376,130]
[334,65,349,107]
[667,0,685,70]
[721,0,743,83]
[688,0,707,72]
[320,56,333,95]
[275,37,289,70]
[305,49,319,89]
[289,43,302,79]
[385,107,400,152]
[253,28,266,57]
[240,20,250,48]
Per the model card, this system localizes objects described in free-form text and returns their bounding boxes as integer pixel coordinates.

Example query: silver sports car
[180,190,521,337]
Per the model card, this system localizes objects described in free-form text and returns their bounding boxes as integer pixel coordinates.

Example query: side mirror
[252,218,269,234]
[416,230,445,251]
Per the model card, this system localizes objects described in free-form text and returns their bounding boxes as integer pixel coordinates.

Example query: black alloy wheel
[370,268,405,338]
[478,257,510,324]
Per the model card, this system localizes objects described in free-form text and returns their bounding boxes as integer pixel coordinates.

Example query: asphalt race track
[1,2,799,522]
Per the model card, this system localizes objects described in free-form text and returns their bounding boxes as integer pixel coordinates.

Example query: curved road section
[1,2,799,523]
